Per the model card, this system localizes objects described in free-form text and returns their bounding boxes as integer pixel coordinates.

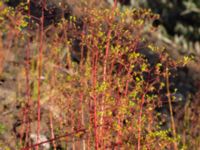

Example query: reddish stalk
[103,30,111,82]
[92,48,99,150]
[36,0,45,149]
[25,0,31,146]
[49,64,57,149]
[99,0,117,145]
[79,26,86,150]
[49,112,57,150]
[79,92,86,150]
[116,88,122,146]
[21,0,31,148]
[137,94,145,150]
[99,28,111,145]
[165,66,178,150]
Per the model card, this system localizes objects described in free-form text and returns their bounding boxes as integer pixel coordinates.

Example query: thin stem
[137,94,145,150]
[80,92,86,150]
[92,49,99,150]
[21,0,31,148]
[99,29,111,144]
[36,0,45,149]
[49,112,57,150]
[166,66,178,150]
[99,1,117,144]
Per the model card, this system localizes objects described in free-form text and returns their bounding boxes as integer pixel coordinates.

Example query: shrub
[1,1,187,149]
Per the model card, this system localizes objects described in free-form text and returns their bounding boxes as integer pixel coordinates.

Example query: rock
[30,133,50,150]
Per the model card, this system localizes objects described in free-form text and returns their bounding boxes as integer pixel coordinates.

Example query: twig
[166,66,178,150]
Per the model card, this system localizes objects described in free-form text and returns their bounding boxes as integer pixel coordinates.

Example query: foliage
[0,0,198,150]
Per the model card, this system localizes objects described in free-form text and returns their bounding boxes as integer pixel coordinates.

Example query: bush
[1,1,188,149]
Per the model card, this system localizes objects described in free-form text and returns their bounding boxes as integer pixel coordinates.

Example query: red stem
[36,0,45,149]
[92,49,99,150]
[103,29,111,81]
[49,112,57,150]
[21,0,31,148]
[137,94,145,150]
